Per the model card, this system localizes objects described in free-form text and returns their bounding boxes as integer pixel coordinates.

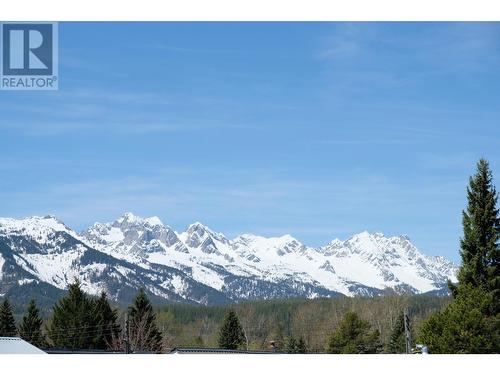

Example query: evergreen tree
[92,292,121,350]
[420,159,500,353]
[385,313,406,353]
[217,309,246,350]
[0,299,17,337]
[48,280,97,349]
[19,299,47,348]
[326,311,382,354]
[128,288,162,353]
[456,158,500,314]
[419,284,500,353]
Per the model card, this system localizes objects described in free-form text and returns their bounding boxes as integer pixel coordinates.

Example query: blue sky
[1,22,499,261]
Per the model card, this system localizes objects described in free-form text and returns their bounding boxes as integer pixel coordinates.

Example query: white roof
[0,337,46,354]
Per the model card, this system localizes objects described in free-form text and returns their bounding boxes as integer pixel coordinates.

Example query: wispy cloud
[318,22,500,76]
[0,86,255,136]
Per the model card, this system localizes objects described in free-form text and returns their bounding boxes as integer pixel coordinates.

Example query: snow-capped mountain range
[0,213,458,306]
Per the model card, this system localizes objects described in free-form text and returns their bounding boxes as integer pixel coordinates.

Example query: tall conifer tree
[420,159,500,353]
[457,158,500,314]
[0,299,17,337]
[128,288,162,352]
[93,292,121,350]
[48,280,96,349]
[217,309,246,350]
[385,313,406,353]
[19,299,47,348]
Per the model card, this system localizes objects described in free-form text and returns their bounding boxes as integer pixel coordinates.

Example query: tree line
[0,283,163,353]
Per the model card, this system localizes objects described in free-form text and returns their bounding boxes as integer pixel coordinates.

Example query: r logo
[2,23,53,75]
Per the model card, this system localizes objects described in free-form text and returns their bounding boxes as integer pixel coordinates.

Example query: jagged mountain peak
[87,212,168,233]
[181,222,231,253]
[398,234,411,241]
[186,221,215,235]
[343,231,415,254]
[116,212,164,227]
[324,238,343,248]
[185,221,231,242]
[347,230,389,242]
[344,231,384,254]
[235,232,300,244]
[233,233,305,257]
[0,213,459,305]
[82,213,186,256]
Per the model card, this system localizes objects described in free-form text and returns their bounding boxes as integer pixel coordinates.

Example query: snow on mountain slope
[0,253,5,281]
[0,215,102,295]
[0,213,459,305]
[80,213,457,297]
[316,231,457,293]
[0,215,79,249]
[0,214,229,305]
[82,212,188,257]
